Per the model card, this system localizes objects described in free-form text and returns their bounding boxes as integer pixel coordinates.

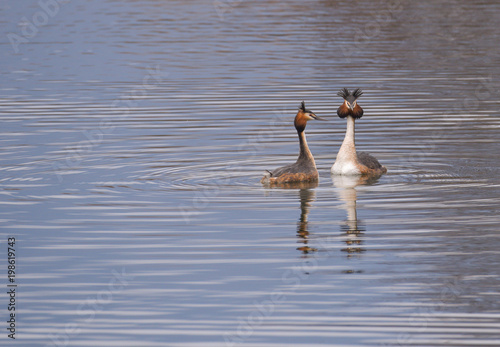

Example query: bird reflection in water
[333,175,380,273]
[294,182,318,257]
[265,181,319,256]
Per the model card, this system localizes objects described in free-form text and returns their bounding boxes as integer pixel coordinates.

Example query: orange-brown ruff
[262,102,324,185]
[331,88,387,176]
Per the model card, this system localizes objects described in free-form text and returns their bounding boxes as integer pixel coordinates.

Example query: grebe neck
[332,115,361,175]
[337,115,357,162]
[297,129,315,165]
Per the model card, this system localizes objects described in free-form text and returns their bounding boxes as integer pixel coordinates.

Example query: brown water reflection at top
[262,181,319,256]
[295,186,318,256]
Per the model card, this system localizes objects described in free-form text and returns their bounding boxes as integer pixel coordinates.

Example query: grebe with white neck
[262,101,325,185]
[331,88,387,176]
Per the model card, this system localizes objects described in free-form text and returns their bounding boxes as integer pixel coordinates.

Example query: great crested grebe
[262,101,325,185]
[331,88,387,176]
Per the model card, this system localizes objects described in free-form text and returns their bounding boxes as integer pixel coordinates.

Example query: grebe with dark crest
[331,88,387,176]
[262,101,325,185]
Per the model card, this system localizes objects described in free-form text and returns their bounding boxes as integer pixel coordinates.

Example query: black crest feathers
[299,101,312,114]
[337,88,350,99]
[352,88,363,99]
[337,88,363,101]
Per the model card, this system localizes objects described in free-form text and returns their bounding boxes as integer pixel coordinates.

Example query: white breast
[331,160,361,176]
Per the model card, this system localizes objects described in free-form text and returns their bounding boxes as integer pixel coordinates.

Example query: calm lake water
[1,0,500,346]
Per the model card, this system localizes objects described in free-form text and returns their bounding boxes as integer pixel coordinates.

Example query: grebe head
[337,88,364,119]
[294,101,325,132]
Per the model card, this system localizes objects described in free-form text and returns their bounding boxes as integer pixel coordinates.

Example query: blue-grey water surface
[1,0,500,346]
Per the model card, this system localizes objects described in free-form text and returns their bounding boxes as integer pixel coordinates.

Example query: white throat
[331,116,361,175]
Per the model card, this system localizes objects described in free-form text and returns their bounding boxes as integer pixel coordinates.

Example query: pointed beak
[311,113,327,121]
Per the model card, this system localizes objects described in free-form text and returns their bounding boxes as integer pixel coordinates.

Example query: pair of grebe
[262,88,387,185]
